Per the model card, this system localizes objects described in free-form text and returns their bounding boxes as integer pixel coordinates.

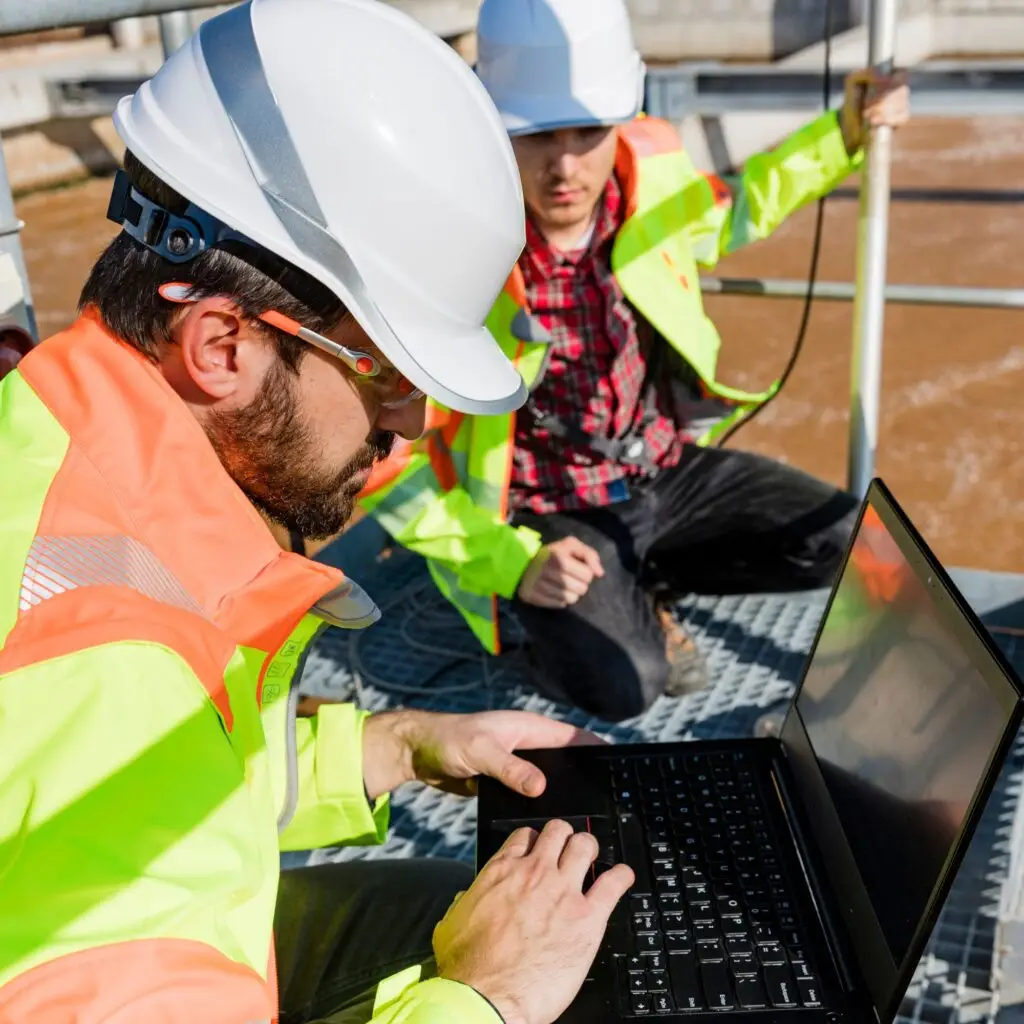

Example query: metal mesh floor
[288,525,1024,1023]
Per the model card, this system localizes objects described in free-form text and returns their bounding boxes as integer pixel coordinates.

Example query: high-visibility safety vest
[360,112,860,654]
[0,313,499,1024]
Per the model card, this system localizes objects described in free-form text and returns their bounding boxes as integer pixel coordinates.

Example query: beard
[205,360,394,541]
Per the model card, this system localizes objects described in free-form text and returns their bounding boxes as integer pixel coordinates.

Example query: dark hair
[79,151,346,370]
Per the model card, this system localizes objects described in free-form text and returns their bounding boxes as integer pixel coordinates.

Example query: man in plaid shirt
[495,5,911,721]
[361,0,911,722]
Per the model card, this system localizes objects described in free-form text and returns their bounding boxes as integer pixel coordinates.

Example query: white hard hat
[113,0,528,415]
[477,0,646,137]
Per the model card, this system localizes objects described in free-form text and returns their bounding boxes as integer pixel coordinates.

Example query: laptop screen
[793,499,1016,974]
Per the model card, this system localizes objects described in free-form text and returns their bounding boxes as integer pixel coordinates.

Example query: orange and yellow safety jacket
[0,313,498,1024]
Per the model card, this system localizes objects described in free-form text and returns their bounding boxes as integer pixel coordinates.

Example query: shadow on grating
[289,545,1024,1024]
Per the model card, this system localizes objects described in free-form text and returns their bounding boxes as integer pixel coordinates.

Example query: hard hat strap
[107,169,256,265]
[106,169,342,320]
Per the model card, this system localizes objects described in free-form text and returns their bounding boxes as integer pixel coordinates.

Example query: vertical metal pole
[847,0,898,496]
[0,138,38,341]
[158,9,193,58]
[111,15,150,49]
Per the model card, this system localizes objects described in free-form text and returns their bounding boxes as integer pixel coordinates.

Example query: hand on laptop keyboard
[435,819,634,1024]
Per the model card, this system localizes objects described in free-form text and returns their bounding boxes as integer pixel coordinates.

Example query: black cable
[714,0,835,448]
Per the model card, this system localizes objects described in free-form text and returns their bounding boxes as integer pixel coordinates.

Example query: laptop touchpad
[491,814,613,839]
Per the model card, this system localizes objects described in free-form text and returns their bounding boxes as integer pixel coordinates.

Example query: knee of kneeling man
[599,653,668,722]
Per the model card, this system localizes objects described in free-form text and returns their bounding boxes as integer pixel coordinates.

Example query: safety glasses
[158,282,424,407]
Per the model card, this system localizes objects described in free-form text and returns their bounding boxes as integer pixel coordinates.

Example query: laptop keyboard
[605,751,825,1016]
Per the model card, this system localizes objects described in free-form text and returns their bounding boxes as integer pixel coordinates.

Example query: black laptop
[477,479,1024,1022]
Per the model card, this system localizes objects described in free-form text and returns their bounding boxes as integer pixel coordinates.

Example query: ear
[172,297,270,402]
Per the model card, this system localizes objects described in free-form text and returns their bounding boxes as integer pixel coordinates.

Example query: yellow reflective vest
[0,313,499,1024]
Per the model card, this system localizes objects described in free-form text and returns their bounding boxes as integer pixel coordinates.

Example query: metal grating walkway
[287,522,1024,1024]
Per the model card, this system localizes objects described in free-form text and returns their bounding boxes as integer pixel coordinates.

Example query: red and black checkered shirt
[508,176,684,515]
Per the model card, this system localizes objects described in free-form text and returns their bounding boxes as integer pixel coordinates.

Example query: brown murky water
[15,116,1024,571]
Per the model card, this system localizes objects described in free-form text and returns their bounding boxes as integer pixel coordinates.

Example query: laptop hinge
[771,755,868,1007]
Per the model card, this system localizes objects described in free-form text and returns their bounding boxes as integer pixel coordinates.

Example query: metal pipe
[158,9,193,58]
[110,15,148,49]
[13,66,1024,136]
[847,0,898,498]
[644,64,1024,120]
[0,0,221,36]
[830,186,1024,206]
[0,140,38,341]
[700,277,1024,310]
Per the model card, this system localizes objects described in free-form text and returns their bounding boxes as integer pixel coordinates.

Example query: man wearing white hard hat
[361,0,910,723]
[0,2,635,1023]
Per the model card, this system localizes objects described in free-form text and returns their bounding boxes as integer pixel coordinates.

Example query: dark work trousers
[510,445,859,722]
[275,858,473,1024]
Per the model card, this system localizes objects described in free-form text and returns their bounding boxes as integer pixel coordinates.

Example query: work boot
[656,605,710,696]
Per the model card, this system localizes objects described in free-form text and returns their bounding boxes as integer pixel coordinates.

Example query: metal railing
[0,0,223,33]
[5,56,1022,138]
[700,278,1024,310]
[645,61,1024,118]
[0,0,1021,494]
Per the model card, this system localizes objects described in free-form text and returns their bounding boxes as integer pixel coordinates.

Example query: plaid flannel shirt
[509,176,684,515]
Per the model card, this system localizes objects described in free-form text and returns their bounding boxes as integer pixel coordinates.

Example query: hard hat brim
[490,59,646,137]
[367,311,529,416]
[504,109,637,137]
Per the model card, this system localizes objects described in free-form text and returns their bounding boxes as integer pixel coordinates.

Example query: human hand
[840,67,910,155]
[517,536,604,608]
[361,709,603,801]
[435,822,634,1024]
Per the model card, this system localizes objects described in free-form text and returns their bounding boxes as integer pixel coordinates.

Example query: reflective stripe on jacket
[0,313,499,1024]
[360,112,861,653]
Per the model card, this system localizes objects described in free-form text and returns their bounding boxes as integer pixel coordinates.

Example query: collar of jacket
[17,310,380,651]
